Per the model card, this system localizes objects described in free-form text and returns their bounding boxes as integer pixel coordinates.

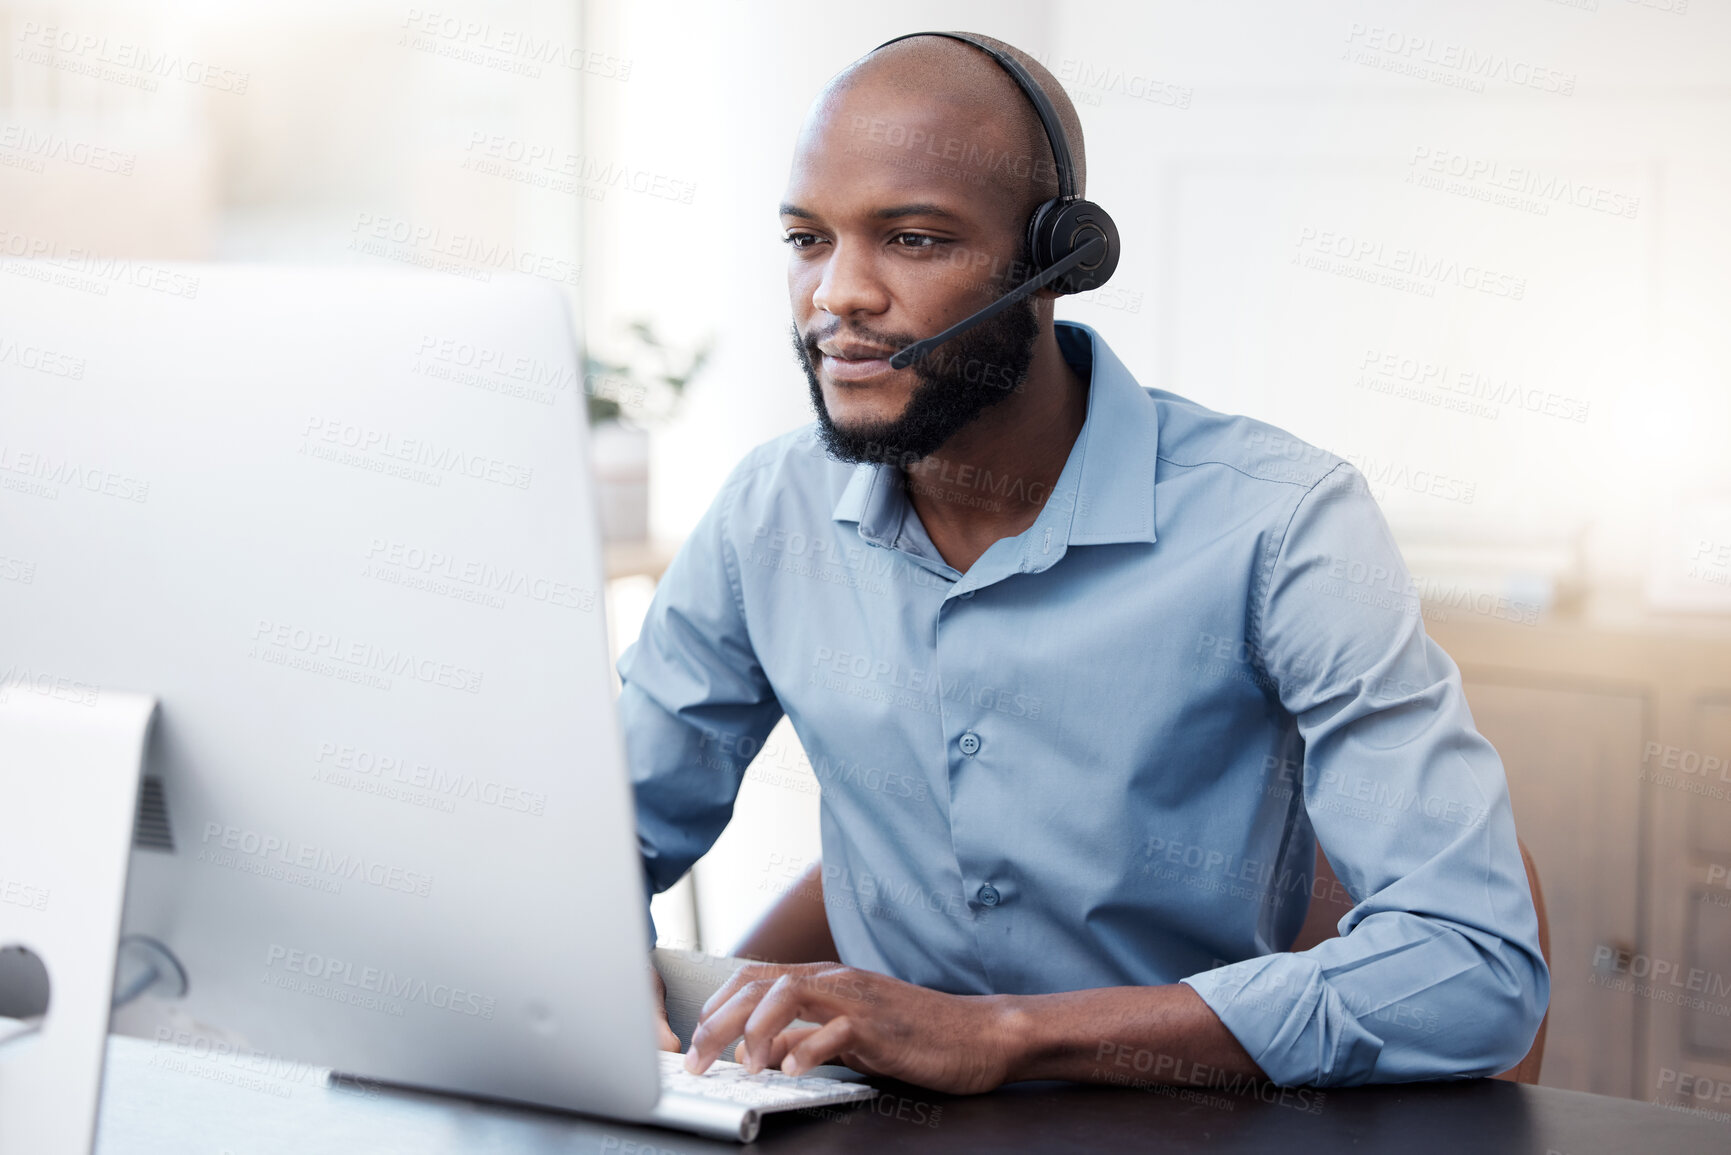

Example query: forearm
[730,863,1266,1086]
[996,982,1266,1086]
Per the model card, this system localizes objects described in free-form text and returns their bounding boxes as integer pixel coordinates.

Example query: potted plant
[584,319,711,542]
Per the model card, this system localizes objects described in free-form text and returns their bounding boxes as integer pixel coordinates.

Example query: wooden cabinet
[1458,680,1645,1097]
[1430,608,1731,1105]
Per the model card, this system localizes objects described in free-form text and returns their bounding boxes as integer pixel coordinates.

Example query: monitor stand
[0,690,156,1155]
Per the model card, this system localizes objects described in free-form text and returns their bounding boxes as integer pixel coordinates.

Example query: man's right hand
[651,965,682,1052]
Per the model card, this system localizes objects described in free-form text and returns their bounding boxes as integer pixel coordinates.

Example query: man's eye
[892,233,943,250]
[781,232,823,250]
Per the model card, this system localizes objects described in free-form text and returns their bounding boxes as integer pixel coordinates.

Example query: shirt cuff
[1181,954,1384,1086]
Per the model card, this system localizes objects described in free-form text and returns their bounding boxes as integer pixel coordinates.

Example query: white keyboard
[658,1050,876,1110]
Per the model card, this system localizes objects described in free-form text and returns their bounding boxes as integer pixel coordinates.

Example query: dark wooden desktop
[93,1029,1729,1154]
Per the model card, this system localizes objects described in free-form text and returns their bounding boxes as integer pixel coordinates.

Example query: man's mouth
[817,341,901,383]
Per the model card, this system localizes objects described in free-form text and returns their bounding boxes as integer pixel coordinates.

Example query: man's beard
[792,246,1041,467]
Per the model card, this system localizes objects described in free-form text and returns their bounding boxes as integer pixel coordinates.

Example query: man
[620,31,1548,1093]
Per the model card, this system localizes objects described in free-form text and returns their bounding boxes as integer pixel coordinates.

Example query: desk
[93,1033,1728,1154]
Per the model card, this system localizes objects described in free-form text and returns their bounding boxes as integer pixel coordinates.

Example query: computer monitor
[0,266,662,1120]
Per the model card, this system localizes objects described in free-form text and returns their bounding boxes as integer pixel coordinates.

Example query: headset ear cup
[1028,199,1121,296]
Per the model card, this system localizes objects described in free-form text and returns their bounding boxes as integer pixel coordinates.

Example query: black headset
[867,31,1121,370]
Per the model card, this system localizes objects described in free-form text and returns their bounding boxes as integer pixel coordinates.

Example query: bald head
[809,31,1086,220]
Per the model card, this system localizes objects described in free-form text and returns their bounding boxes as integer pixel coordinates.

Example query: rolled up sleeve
[1182,462,1550,1085]
[617,455,784,942]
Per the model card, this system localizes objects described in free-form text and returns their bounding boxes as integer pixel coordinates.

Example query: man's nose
[811,242,890,318]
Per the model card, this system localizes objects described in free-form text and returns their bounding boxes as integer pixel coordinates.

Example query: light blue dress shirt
[618,320,1549,1086]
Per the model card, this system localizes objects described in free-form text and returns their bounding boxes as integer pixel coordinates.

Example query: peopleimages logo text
[301,417,533,490]
[251,618,485,694]
[202,823,434,897]
[264,944,495,1018]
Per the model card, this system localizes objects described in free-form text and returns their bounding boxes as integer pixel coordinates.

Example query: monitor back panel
[0,265,660,1120]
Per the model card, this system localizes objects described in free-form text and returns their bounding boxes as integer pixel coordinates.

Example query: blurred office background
[4,0,1729,1110]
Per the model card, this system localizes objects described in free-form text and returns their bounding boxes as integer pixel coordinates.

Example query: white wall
[1045,0,1728,593]
[1,0,584,270]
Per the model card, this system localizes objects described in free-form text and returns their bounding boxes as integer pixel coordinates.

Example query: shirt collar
[831,320,1159,569]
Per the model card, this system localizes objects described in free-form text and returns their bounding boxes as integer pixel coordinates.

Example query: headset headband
[870,32,1077,202]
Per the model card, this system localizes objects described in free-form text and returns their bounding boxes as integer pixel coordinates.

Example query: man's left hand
[683,961,1020,1095]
